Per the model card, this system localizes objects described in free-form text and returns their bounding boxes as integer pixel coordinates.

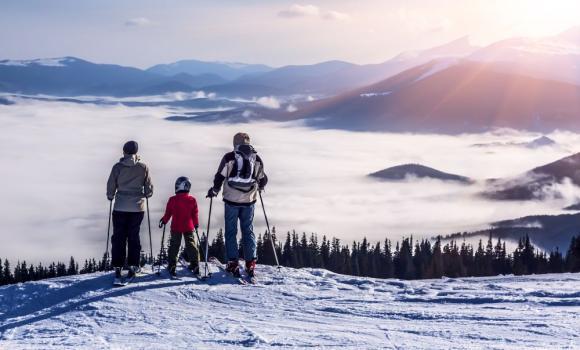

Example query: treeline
[0,257,87,286]
[0,254,150,286]
[2,231,580,286]
[205,229,580,280]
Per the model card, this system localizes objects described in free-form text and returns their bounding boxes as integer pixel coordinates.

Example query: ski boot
[127,265,141,280]
[113,267,124,285]
[245,259,257,278]
[226,260,241,277]
[168,265,178,279]
[189,263,199,275]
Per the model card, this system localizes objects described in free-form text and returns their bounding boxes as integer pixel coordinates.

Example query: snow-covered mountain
[468,27,580,85]
[1,265,579,349]
[217,37,478,96]
[484,152,580,201]
[0,57,231,97]
[287,58,580,133]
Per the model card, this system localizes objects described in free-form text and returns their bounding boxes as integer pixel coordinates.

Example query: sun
[500,0,580,38]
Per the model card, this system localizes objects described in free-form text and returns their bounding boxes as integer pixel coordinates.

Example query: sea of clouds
[1,95,579,263]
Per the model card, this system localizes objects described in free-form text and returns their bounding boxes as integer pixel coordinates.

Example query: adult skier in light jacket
[107,141,153,283]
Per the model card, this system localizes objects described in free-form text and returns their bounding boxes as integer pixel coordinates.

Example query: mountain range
[286,59,580,133]
[2,27,580,133]
[442,212,580,252]
[369,152,580,207]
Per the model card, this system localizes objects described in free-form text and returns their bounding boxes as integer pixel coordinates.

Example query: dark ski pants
[224,203,256,262]
[167,232,200,269]
[111,211,144,268]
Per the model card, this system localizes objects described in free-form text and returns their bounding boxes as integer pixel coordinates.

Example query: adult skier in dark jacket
[207,133,267,277]
[106,141,153,283]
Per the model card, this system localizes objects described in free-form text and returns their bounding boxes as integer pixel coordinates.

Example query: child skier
[159,177,200,278]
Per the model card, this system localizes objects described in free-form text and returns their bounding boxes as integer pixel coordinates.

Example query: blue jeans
[224,202,256,262]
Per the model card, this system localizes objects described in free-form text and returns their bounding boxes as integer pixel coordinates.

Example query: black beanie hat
[123,141,138,155]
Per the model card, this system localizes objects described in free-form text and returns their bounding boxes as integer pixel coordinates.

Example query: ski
[178,258,206,280]
[112,267,144,286]
[113,278,127,287]
[238,264,258,285]
[208,257,248,285]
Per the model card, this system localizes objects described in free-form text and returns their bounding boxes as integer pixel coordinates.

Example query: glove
[206,188,217,198]
[195,224,199,231]
[158,219,165,229]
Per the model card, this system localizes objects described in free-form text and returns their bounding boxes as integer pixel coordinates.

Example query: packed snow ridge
[1,265,579,349]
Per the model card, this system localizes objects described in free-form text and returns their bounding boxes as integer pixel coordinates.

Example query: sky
[1,0,580,68]
[1,95,579,264]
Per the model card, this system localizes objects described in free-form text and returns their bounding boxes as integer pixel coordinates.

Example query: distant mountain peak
[392,36,477,62]
[0,57,79,67]
[527,136,556,148]
[147,59,273,80]
[369,163,472,183]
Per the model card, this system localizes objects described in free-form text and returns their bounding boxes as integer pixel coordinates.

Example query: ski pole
[194,227,203,257]
[157,224,166,275]
[259,191,280,270]
[194,227,209,277]
[204,197,213,276]
[105,199,113,269]
[146,197,154,273]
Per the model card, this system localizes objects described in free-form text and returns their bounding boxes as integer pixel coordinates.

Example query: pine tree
[566,236,580,272]
[1,259,12,285]
[261,231,277,265]
[66,257,78,276]
[308,233,322,268]
[281,232,293,266]
[430,237,443,278]
[381,239,394,278]
[320,235,330,268]
[56,262,67,276]
[549,248,564,273]
[394,238,415,280]
[328,237,341,272]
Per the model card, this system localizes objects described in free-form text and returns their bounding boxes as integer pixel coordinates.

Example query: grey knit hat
[233,132,250,147]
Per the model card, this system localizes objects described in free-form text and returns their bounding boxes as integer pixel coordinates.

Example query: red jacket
[161,193,199,233]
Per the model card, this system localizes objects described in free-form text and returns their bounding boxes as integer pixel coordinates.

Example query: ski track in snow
[0,266,579,349]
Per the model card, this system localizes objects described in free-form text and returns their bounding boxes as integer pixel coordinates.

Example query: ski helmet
[175,176,191,193]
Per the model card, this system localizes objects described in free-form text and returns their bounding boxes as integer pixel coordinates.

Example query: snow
[0,58,71,67]
[359,91,391,98]
[1,266,579,349]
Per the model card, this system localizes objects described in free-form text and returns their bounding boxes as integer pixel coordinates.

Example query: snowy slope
[1,265,579,349]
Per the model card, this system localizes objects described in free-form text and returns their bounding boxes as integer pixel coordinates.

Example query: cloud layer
[278,4,350,21]
[0,96,579,264]
[125,17,153,27]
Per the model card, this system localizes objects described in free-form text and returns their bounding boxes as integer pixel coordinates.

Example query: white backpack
[227,145,257,192]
